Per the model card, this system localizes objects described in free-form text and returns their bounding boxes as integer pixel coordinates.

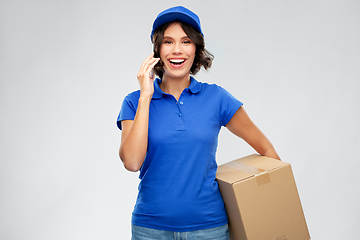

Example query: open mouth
[169,59,185,65]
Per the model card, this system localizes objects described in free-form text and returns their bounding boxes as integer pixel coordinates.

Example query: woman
[117,6,280,240]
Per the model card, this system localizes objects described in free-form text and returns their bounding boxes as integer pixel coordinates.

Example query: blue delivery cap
[150,6,203,42]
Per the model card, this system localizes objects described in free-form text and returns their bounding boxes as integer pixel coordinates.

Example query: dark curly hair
[152,21,214,79]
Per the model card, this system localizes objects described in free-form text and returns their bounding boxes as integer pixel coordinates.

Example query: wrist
[139,94,152,103]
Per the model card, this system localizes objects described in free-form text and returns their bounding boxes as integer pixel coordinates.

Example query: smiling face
[159,23,196,81]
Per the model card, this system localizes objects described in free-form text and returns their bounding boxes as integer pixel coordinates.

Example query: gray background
[1,0,359,239]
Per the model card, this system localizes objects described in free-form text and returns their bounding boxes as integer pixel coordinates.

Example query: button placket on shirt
[176,100,183,117]
[177,93,186,115]
[174,92,187,130]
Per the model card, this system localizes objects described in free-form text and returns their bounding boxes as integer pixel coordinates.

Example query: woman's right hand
[137,52,160,98]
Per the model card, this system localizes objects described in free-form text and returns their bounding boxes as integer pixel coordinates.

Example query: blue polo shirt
[117,77,243,231]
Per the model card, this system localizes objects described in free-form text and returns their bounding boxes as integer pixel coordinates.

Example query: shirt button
[178,113,182,117]
[179,101,183,105]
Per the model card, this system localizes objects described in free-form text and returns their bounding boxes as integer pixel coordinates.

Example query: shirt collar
[152,76,201,99]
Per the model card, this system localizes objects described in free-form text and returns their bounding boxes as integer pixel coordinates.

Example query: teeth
[169,59,185,64]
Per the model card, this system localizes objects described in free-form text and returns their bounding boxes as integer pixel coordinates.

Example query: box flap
[216,154,288,184]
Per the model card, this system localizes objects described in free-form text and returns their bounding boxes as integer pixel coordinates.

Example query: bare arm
[226,106,281,160]
[119,53,160,172]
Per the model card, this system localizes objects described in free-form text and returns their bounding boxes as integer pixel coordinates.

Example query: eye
[164,40,173,44]
[183,39,192,44]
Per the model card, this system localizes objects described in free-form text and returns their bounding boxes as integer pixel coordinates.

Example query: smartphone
[150,68,154,79]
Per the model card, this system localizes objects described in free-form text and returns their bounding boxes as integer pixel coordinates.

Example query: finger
[149,57,160,70]
[145,58,160,75]
[139,52,156,72]
[147,58,160,70]
[138,58,159,81]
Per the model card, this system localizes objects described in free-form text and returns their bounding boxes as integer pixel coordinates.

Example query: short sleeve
[116,91,140,130]
[218,86,243,126]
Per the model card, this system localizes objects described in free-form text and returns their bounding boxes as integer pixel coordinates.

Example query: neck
[160,74,191,100]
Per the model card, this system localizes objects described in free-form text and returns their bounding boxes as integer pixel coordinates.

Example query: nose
[171,42,182,54]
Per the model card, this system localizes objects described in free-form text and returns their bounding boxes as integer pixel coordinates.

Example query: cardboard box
[216,154,310,240]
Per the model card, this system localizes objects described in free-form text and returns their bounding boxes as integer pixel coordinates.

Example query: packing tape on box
[225,161,266,175]
[256,172,271,185]
[225,161,271,185]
